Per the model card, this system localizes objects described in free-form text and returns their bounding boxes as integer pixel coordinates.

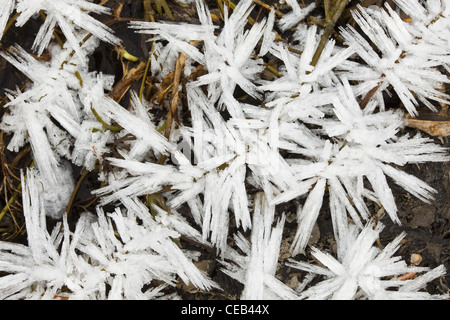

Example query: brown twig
[159,51,188,164]
[1,11,20,39]
[310,0,351,68]
[98,0,111,6]
[252,0,284,17]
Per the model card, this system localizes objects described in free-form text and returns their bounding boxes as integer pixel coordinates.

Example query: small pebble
[410,253,422,266]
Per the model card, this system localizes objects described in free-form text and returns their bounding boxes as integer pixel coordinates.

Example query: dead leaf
[405,106,450,137]
[108,61,146,102]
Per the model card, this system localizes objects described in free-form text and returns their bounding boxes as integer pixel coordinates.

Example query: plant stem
[324,0,332,20]
[264,61,283,78]
[2,11,20,39]
[252,0,284,17]
[10,145,31,168]
[90,104,122,133]
[218,0,256,24]
[310,27,334,68]
[0,160,34,224]
[310,0,351,68]
[159,51,188,164]
[139,41,155,102]
[66,167,89,216]
[0,184,20,223]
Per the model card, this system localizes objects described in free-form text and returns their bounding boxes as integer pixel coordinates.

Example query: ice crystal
[339,1,450,116]
[0,0,448,300]
[277,0,316,32]
[75,197,219,299]
[0,0,14,40]
[221,193,298,299]
[130,0,271,118]
[0,170,218,299]
[287,220,448,300]
[0,169,80,299]
[270,78,448,255]
[7,0,121,62]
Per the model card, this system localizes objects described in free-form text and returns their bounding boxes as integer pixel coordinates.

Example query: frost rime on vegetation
[0,0,448,299]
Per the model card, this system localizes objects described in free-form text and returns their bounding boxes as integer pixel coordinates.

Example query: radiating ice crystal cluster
[0,0,121,61]
[0,169,218,299]
[339,1,450,116]
[286,221,447,300]
[0,0,448,299]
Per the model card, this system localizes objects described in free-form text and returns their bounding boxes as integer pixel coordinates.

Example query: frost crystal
[273,78,448,255]
[130,0,270,118]
[0,170,218,299]
[0,0,14,40]
[0,0,448,300]
[221,193,297,300]
[339,1,450,116]
[75,197,219,299]
[277,0,316,32]
[13,0,120,62]
[288,220,448,300]
[0,169,80,299]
